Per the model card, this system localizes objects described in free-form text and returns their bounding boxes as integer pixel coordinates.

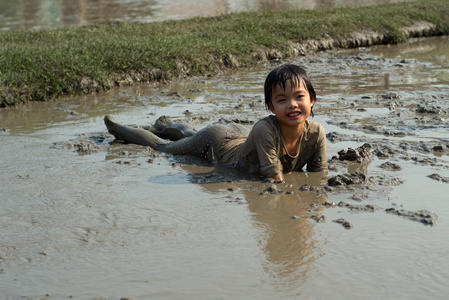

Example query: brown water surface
[1,36,448,299]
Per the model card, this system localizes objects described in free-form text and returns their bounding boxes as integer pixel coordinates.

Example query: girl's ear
[268,102,275,113]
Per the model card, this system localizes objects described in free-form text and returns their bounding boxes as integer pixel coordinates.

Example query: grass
[0,0,448,107]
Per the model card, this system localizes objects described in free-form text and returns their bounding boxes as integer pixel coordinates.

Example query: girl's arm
[251,120,283,178]
[306,125,327,172]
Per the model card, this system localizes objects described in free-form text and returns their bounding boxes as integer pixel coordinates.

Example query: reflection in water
[244,178,327,291]
[173,164,329,293]
[145,157,328,292]
[1,0,414,31]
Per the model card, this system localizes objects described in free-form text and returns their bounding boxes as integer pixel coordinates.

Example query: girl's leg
[157,123,247,157]
[105,115,249,158]
[104,115,169,149]
[149,115,197,141]
[158,123,249,158]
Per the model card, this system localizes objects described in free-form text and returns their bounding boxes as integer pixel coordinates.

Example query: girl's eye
[278,99,286,103]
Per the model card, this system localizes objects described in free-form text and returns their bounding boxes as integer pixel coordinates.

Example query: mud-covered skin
[145,115,198,141]
[104,115,249,159]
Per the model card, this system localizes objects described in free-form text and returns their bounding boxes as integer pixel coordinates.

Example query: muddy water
[1,36,448,299]
[1,0,414,31]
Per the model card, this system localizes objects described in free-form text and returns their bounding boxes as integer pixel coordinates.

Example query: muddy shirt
[212,115,327,178]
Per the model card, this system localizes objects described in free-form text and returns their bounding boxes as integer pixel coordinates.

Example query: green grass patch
[1,0,448,106]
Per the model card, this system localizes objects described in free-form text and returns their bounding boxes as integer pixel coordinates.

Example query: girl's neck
[280,122,306,156]
[280,122,305,144]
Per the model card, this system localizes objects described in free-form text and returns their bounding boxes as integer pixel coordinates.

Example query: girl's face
[269,79,315,128]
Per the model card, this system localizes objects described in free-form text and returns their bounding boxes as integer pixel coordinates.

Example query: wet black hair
[264,64,316,116]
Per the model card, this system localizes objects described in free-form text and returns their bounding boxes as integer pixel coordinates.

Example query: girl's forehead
[273,78,306,92]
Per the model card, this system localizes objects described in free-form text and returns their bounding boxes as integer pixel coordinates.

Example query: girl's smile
[287,110,302,120]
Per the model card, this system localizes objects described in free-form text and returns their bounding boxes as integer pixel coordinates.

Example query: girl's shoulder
[305,120,324,132]
[304,120,326,141]
[253,115,279,130]
[249,115,281,139]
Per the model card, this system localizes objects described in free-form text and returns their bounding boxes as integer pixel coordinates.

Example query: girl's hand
[272,173,284,183]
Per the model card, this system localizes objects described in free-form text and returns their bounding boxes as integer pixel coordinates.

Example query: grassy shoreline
[1,0,448,107]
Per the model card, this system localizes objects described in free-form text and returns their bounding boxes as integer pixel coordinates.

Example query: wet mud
[47,36,448,235]
[55,118,441,230]
[1,36,449,299]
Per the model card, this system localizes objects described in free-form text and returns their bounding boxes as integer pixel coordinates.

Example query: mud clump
[383,130,406,137]
[379,92,400,100]
[116,160,134,165]
[427,173,449,183]
[291,214,327,223]
[310,215,327,223]
[374,176,403,186]
[326,131,342,142]
[337,201,380,212]
[322,199,435,227]
[337,143,373,162]
[415,103,447,114]
[327,157,350,172]
[333,218,353,229]
[327,171,368,186]
[326,131,357,143]
[299,184,322,192]
[411,157,444,168]
[58,139,100,155]
[373,149,392,159]
[385,208,438,225]
[260,184,283,195]
[379,162,403,171]
[323,201,337,208]
[74,140,100,155]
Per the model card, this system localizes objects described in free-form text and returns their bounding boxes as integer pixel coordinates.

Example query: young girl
[104,64,327,181]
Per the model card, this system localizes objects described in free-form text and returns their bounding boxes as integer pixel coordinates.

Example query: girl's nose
[288,98,298,108]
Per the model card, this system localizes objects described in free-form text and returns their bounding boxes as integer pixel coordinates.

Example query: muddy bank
[290,21,443,55]
[69,23,449,86]
[58,23,449,91]
[66,24,449,103]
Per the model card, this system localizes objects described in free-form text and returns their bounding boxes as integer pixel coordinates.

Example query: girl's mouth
[287,111,301,119]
